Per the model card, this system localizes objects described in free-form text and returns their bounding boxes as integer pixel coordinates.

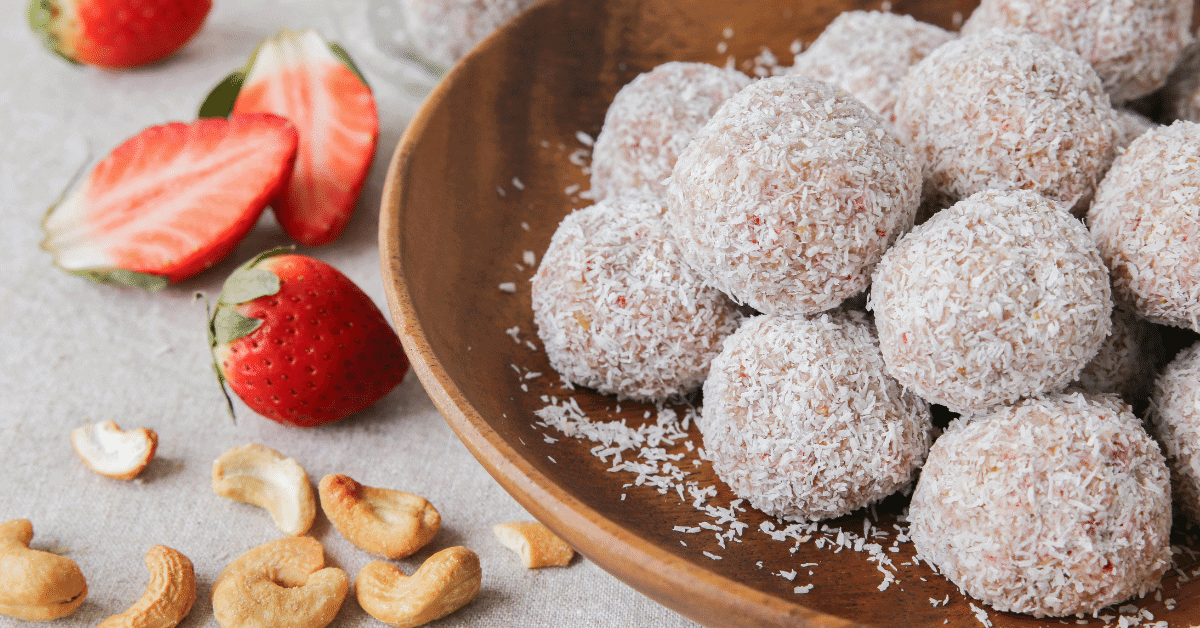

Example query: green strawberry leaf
[217,247,292,305]
[329,41,370,89]
[212,306,263,346]
[198,70,246,119]
[72,268,170,291]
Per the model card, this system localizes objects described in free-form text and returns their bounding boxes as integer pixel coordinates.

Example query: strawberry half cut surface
[201,29,378,247]
[41,115,298,290]
[209,249,409,427]
[28,0,213,68]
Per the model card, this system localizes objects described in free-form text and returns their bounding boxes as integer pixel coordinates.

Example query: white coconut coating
[789,11,955,122]
[666,74,921,316]
[961,0,1193,104]
[399,0,536,68]
[590,62,752,201]
[1073,307,1165,405]
[1088,121,1200,331]
[893,29,1120,212]
[909,392,1171,618]
[1146,341,1200,524]
[531,197,740,402]
[870,189,1112,414]
[1165,42,1200,123]
[699,312,932,522]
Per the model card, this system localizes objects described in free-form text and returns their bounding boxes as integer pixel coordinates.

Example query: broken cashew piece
[212,537,348,628]
[71,420,158,480]
[98,545,195,628]
[356,546,481,628]
[0,519,88,621]
[318,474,440,559]
[212,443,316,536]
[493,521,575,568]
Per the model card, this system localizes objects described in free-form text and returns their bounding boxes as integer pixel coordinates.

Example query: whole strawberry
[28,0,211,68]
[209,249,409,427]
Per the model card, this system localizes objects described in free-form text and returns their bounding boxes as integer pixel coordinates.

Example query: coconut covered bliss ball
[789,10,955,122]
[531,197,740,402]
[666,74,921,315]
[870,189,1112,414]
[398,0,536,68]
[909,393,1172,618]
[960,0,1193,104]
[894,29,1120,212]
[589,61,752,201]
[1146,341,1200,524]
[1088,121,1200,331]
[698,311,932,522]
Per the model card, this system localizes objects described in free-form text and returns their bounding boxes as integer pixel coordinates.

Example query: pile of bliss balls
[530,0,1200,619]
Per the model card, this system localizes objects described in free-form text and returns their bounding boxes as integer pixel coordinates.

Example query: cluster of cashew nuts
[10,437,572,627]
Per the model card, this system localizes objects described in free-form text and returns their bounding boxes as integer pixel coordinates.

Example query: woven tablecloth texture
[0,1,700,626]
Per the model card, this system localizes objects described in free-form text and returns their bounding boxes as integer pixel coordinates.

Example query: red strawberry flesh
[212,252,408,427]
[231,29,378,246]
[30,0,212,68]
[42,114,298,285]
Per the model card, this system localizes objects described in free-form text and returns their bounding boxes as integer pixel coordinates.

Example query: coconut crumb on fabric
[893,29,1120,213]
[909,393,1172,618]
[589,61,751,201]
[530,197,741,402]
[1146,341,1200,526]
[790,11,954,122]
[1088,121,1200,332]
[667,74,921,316]
[870,189,1112,414]
[699,311,932,522]
[960,0,1193,104]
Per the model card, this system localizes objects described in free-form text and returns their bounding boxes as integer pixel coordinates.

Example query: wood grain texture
[379,0,1200,626]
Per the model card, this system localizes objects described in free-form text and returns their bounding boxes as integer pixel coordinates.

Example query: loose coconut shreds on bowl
[909,392,1172,618]
[530,197,741,402]
[870,189,1113,415]
[699,311,932,522]
[1073,306,1166,406]
[1087,121,1200,332]
[666,74,922,316]
[893,29,1120,213]
[398,0,537,68]
[789,10,955,123]
[1146,341,1200,525]
[589,61,752,201]
[960,0,1193,105]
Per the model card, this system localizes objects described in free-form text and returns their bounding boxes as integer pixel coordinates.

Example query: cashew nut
[212,537,348,628]
[0,519,88,621]
[355,546,481,628]
[71,420,158,480]
[493,521,575,568]
[212,443,316,536]
[98,545,195,628]
[318,474,440,559]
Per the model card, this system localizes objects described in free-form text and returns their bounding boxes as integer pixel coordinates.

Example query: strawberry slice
[201,29,378,247]
[41,114,299,289]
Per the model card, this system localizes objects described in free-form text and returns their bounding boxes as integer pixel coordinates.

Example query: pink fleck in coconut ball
[666,74,921,316]
[871,189,1112,414]
[699,311,932,522]
[790,10,955,122]
[909,392,1171,618]
[961,0,1193,104]
[531,196,740,402]
[590,61,752,201]
[1089,121,1200,332]
[893,29,1120,212]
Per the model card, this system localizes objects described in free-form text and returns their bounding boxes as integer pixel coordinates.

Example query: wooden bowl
[379,1,1200,626]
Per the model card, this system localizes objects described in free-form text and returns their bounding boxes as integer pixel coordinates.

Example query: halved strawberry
[28,0,212,69]
[42,114,299,289]
[201,29,378,247]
